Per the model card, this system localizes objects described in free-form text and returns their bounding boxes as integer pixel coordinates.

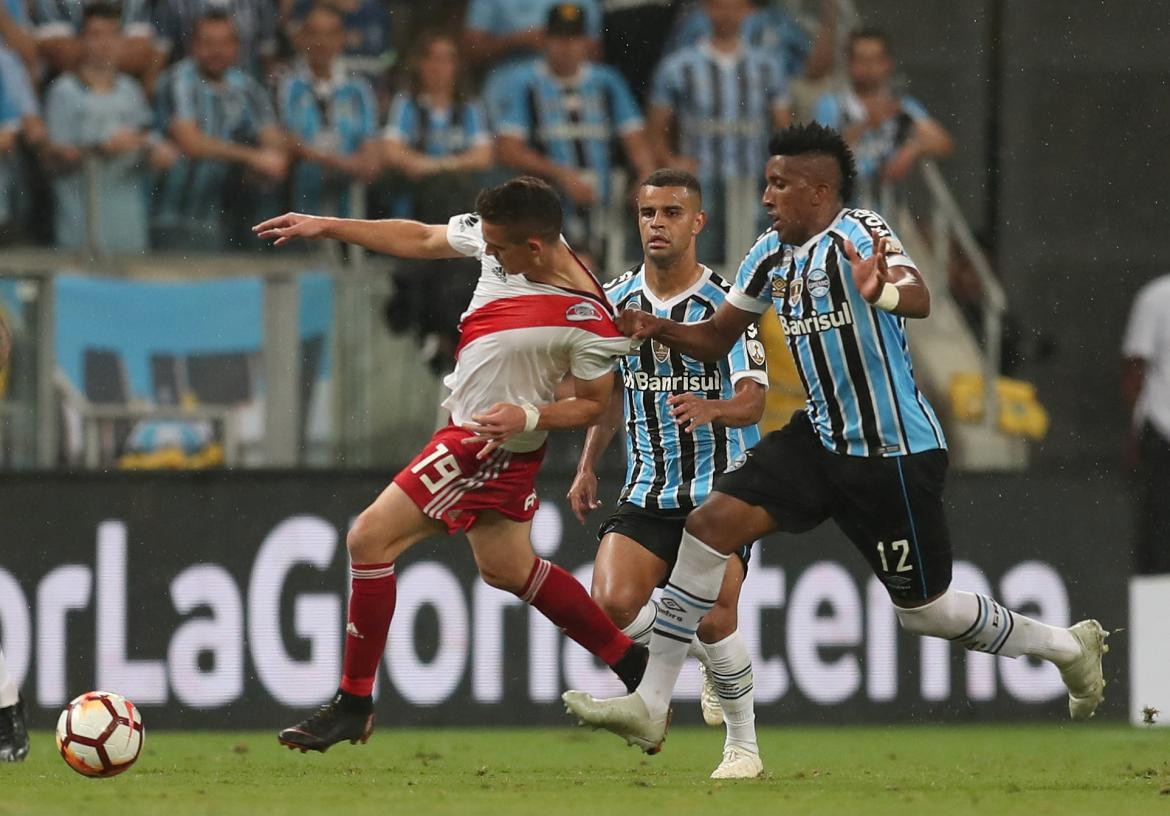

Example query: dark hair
[302,3,344,25]
[641,168,702,203]
[475,177,563,241]
[81,1,120,28]
[193,9,236,39]
[768,122,858,204]
[847,26,892,59]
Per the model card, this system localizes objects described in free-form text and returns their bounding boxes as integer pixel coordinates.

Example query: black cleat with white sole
[278,690,374,753]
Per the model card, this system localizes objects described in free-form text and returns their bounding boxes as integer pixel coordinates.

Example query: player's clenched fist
[617,308,660,340]
[252,212,330,246]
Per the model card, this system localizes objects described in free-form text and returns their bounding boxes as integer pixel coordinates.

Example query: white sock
[636,531,728,718]
[703,630,757,754]
[0,646,17,708]
[896,588,1081,664]
[623,600,711,662]
[621,600,657,645]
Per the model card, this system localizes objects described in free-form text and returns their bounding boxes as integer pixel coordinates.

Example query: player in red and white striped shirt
[255,177,648,752]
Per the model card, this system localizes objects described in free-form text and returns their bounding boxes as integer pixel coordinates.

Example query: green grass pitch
[2,725,1168,816]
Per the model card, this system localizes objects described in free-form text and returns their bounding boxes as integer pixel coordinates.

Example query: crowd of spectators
[0,0,952,259]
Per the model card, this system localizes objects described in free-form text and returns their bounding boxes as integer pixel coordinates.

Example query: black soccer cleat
[612,642,649,693]
[277,690,374,753]
[0,697,29,762]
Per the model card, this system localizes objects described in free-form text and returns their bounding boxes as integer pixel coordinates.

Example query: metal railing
[917,160,1008,431]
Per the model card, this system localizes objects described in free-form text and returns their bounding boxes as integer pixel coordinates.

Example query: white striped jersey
[605,265,768,511]
[443,213,635,453]
[727,208,946,457]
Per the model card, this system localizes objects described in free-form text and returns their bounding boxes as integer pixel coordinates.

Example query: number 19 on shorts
[410,443,461,494]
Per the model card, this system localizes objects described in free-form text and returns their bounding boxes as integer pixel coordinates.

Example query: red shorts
[393,425,546,534]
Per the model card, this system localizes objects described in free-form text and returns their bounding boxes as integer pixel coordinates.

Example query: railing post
[36,272,56,468]
[263,271,301,466]
[83,154,102,257]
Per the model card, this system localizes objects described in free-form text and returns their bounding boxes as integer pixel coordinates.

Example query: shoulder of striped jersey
[841,208,900,245]
[706,270,732,294]
[743,228,783,264]
[603,266,640,292]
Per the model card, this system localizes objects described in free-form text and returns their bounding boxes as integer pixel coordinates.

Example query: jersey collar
[638,264,713,312]
[792,209,848,259]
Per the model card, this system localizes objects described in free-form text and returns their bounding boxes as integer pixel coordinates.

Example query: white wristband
[873,282,901,312]
[519,401,541,432]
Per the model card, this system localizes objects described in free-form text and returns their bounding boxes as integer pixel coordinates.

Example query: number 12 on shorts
[877,539,913,573]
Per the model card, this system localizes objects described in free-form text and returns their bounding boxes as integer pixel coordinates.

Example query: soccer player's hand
[617,308,659,341]
[844,237,891,304]
[253,212,330,246]
[566,469,601,524]
[461,402,526,460]
[667,393,723,433]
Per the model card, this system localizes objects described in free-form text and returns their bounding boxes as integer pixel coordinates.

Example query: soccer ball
[55,691,144,778]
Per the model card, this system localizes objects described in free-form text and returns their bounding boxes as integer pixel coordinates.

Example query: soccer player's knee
[346,511,383,563]
[684,506,730,551]
[590,583,640,629]
[478,562,526,594]
[894,587,965,638]
[698,604,736,643]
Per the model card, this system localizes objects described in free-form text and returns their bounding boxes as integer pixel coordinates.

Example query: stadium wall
[0,468,1129,729]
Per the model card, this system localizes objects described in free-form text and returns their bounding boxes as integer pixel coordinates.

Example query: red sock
[520,558,632,666]
[339,562,397,697]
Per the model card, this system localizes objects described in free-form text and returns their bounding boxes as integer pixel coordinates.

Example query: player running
[567,169,767,778]
[254,176,648,752]
[563,123,1109,752]
[0,313,27,763]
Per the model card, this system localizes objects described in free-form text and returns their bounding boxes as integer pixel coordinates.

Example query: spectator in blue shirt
[0,39,30,239]
[382,31,491,211]
[280,4,379,218]
[812,27,953,207]
[0,0,38,75]
[493,3,653,257]
[380,30,497,379]
[648,0,790,261]
[154,0,277,80]
[464,0,600,70]
[153,11,287,250]
[43,3,164,253]
[31,0,158,84]
[0,42,40,142]
[285,0,394,106]
[666,0,838,82]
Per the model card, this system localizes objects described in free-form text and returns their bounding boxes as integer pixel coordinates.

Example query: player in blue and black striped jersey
[564,124,1109,755]
[567,169,767,779]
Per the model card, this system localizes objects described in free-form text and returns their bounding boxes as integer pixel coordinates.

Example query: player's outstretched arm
[253,213,460,259]
[618,301,756,362]
[568,377,623,523]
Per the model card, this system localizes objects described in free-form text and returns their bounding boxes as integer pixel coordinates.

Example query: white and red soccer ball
[55,691,144,778]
